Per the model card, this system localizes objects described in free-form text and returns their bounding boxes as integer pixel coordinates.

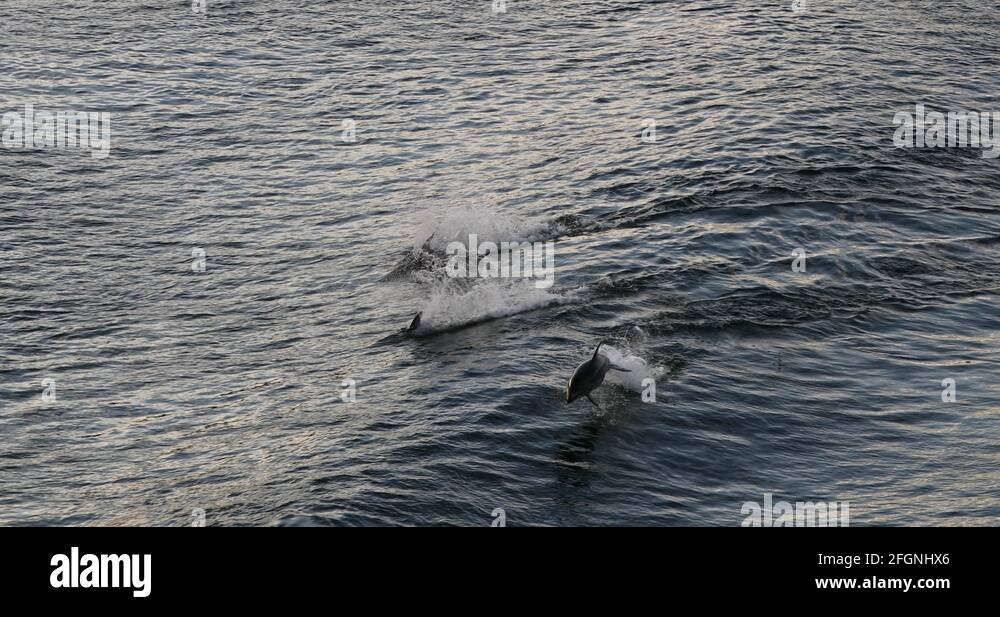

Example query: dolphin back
[567,356,610,402]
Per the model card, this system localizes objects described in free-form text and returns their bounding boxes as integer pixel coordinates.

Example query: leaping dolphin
[565,342,631,406]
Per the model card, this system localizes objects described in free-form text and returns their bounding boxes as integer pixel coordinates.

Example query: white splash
[599,344,655,394]
[411,204,553,253]
[414,281,570,333]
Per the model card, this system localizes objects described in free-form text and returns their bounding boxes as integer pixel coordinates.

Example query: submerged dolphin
[384,233,438,281]
[565,342,631,406]
[408,311,422,331]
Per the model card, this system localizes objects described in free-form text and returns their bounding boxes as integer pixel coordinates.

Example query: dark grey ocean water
[1,0,998,526]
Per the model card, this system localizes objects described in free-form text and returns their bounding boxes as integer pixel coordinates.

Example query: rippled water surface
[2,0,998,525]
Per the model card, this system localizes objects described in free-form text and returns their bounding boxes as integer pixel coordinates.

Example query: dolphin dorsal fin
[592,341,603,360]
